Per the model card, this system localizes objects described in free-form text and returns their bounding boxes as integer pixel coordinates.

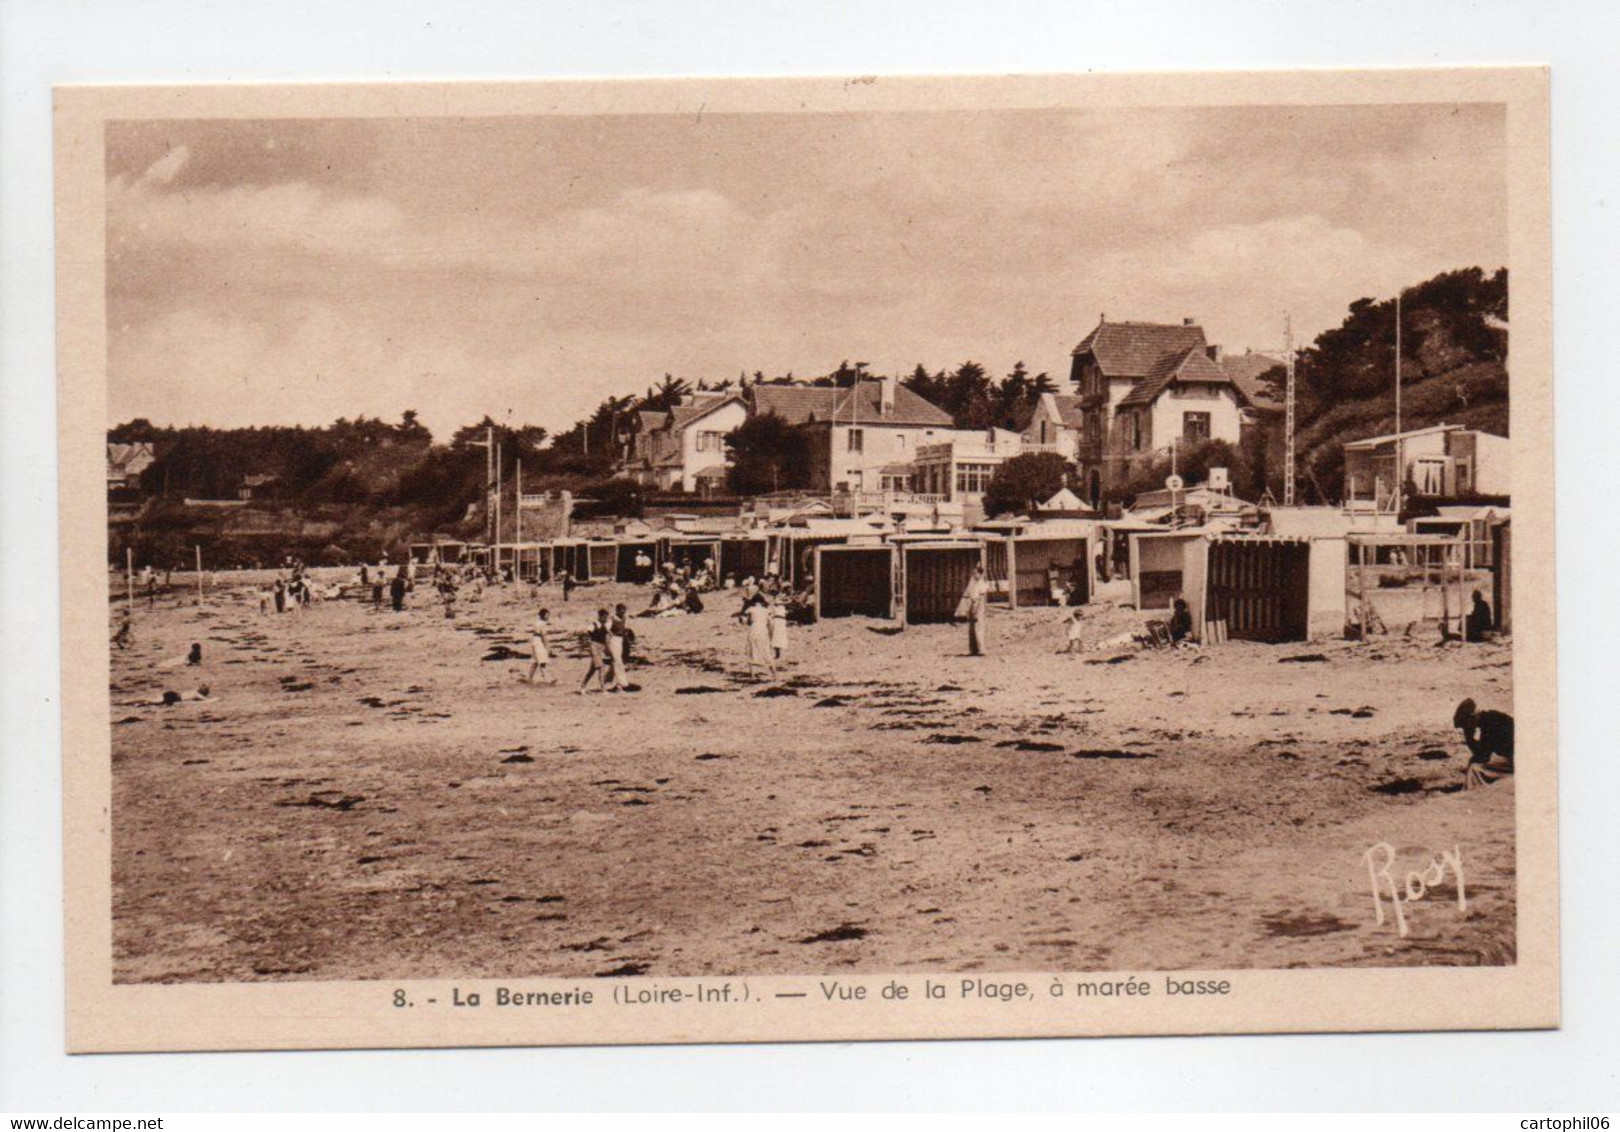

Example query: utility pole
[515,458,523,545]
[1394,291,1404,515]
[1284,311,1297,507]
[495,441,503,548]
[468,426,495,543]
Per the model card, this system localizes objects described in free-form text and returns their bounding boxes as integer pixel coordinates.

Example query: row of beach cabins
[408,501,1510,646]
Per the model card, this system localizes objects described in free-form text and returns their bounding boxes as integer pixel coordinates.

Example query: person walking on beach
[606,604,630,690]
[560,569,575,603]
[577,608,613,694]
[769,591,789,663]
[612,602,637,667]
[389,566,408,613]
[741,589,776,681]
[525,608,555,685]
[959,563,990,657]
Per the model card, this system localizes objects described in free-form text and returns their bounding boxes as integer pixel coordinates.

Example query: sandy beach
[108,572,1515,983]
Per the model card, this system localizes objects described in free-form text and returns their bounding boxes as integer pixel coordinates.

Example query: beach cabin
[899,540,986,624]
[1004,526,1094,609]
[1408,505,1509,570]
[1098,518,1159,582]
[767,531,847,588]
[551,538,589,581]
[615,539,659,584]
[1346,532,1469,640]
[1179,534,1327,644]
[815,544,897,620]
[586,541,619,582]
[506,543,546,582]
[408,540,472,569]
[1129,530,1204,611]
[664,535,722,574]
[719,533,768,583]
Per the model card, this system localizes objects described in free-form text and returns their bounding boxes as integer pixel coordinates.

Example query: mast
[1283,311,1296,507]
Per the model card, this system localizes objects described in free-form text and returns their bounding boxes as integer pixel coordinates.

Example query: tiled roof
[1219,351,1286,411]
[1072,320,1208,377]
[829,381,953,428]
[1117,346,1232,408]
[749,381,952,428]
[669,394,743,430]
[635,409,669,432]
[747,384,840,425]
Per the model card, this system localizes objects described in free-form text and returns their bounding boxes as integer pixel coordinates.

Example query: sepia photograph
[52,68,1557,1051]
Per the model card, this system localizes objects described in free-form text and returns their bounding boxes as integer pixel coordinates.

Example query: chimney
[1206,344,1224,364]
[879,373,896,416]
[1183,317,1197,326]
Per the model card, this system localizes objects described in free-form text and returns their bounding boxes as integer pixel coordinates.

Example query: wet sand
[108,572,1516,982]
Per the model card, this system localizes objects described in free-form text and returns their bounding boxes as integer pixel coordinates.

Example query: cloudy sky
[106,102,1506,438]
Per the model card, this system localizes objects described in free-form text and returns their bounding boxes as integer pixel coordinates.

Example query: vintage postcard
[56,68,1556,1052]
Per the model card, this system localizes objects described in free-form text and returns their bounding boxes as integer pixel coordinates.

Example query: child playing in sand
[526,608,555,685]
[1058,607,1085,653]
[111,614,133,650]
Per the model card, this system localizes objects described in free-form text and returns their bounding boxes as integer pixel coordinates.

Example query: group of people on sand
[521,603,640,693]
[737,579,792,681]
[258,559,342,614]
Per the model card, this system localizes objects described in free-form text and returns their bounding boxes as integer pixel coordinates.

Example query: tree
[643,374,693,412]
[723,411,813,495]
[984,451,1071,517]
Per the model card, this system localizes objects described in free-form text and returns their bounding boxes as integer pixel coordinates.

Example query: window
[1130,413,1145,451]
[895,434,906,451]
[847,428,864,453]
[954,462,996,496]
[1183,412,1211,443]
[696,430,725,452]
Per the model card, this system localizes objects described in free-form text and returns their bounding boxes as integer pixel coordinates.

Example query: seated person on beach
[123,685,214,707]
[1454,698,1513,787]
[1168,598,1195,645]
[1465,590,1494,643]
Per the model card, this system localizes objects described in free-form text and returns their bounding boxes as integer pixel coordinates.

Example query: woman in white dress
[743,592,776,681]
[960,563,990,657]
[525,607,555,684]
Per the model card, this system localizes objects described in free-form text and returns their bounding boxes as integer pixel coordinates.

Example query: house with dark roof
[748,376,956,495]
[1068,317,1279,501]
[107,442,156,491]
[618,393,747,493]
